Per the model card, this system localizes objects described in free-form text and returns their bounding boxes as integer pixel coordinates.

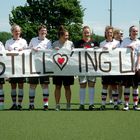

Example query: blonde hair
[113,29,123,35]
[11,24,21,33]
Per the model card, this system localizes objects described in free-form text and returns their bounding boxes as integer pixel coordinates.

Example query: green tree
[9,0,84,43]
[92,34,105,44]
[0,32,12,45]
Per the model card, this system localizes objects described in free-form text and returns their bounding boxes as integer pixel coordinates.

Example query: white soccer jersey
[5,38,28,51]
[0,41,5,51]
[120,37,140,63]
[100,39,120,50]
[29,37,52,50]
[52,40,74,50]
[120,37,140,50]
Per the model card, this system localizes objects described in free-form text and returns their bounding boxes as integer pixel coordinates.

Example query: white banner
[0,48,134,78]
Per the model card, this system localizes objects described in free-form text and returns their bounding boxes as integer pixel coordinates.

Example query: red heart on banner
[58,57,65,65]
[53,53,68,70]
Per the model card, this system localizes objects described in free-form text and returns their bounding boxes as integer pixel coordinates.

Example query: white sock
[80,88,86,105]
[88,87,95,105]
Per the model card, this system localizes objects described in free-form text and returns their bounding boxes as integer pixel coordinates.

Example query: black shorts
[53,76,74,86]
[113,75,126,85]
[9,78,26,84]
[135,70,140,86]
[102,76,120,85]
[28,76,50,84]
[124,70,140,87]
[0,78,5,84]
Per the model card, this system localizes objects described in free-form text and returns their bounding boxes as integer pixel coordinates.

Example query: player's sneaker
[55,104,60,111]
[89,104,95,110]
[17,105,22,111]
[114,105,120,110]
[133,105,140,111]
[43,105,48,111]
[66,103,71,111]
[10,104,17,110]
[100,105,106,110]
[109,100,113,105]
[79,104,85,110]
[29,105,35,111]
[123,105,129,111]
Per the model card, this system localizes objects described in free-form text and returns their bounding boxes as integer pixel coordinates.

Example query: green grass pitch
[0,78,140,140]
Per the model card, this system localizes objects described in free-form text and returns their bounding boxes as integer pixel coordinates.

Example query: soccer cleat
[17,105,22,111]
[114,105,120,110]
[55,104,60,111]
[10,104,17,110]
[43,105,48,111]
[109,100,113,105]
[123,105,129,111]
[89,104,95,110]
[29,105,35,111]
[100,105,106,110]
[66,103,71,111]
[79,104,85,110]
[133,105,140,111]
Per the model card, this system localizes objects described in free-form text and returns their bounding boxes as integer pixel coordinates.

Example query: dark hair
[58,25,68,38]
[129,25,136,36]
[82,26,91,31]
[38,24,47,31]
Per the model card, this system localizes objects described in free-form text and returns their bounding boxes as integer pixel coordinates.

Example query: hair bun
[59,25,65,32]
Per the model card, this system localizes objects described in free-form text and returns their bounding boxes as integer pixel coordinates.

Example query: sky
[0,0,140,37]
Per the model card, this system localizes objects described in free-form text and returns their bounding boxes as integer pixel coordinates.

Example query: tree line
[0,0,104,44]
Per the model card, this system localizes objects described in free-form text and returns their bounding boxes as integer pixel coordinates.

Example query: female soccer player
[52,25,74,111]
[74,26,99,110]
[5,24,28,110]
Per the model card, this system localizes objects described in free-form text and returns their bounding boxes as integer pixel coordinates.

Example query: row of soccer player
[0,24,140,111]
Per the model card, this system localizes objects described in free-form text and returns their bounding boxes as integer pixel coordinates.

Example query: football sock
[29,88,35,105]
[43,88,49,106]
[11,89,17,105]
[124,88,130,106]
[18,89,24,105]
[101,89,107,105]
[80,88,86,105]
[0,89,4,106]
[88,87,95,105]
[133,88,139,106]
[112,90,118,105]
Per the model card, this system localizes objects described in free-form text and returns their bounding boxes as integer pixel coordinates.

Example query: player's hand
[55,47,60,50]
[127,46,134,51]
[32,48,38,52]
[135,64,140,71]
[18,48,23,51]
